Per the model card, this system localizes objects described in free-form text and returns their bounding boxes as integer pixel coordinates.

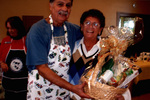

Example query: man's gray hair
[49,0,73,6]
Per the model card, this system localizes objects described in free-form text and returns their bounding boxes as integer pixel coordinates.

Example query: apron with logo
[27,15,71,100]
[2,37,28,92]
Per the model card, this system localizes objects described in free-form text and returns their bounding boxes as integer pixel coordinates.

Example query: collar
[77,36,101,49]
[74,37,101,58]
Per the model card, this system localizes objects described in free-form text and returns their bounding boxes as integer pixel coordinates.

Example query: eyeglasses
[84,21,100,28]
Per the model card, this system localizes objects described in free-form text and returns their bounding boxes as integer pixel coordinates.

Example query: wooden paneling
[22,16,43,32]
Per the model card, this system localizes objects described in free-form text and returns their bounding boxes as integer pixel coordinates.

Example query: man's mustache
[58,11,68,16]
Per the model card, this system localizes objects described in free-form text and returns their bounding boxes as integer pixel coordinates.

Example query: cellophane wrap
[80,25,143,100]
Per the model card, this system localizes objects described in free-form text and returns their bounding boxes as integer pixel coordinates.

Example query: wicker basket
[80,53,127,100]
[81,77,126,100]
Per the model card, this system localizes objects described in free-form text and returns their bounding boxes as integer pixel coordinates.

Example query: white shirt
[73,37,101,59]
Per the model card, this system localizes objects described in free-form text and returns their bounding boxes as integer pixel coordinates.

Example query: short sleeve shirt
[26,19,82,72]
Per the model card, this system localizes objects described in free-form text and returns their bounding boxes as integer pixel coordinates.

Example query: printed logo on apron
[10,58,23,72]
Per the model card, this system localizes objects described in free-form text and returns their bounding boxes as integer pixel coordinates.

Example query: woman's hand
[0,61,9,72]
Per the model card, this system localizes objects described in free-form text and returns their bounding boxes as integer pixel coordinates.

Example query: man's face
[49,0,72,26]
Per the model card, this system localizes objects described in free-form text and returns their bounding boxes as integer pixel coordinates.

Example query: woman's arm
[0,61,9,72]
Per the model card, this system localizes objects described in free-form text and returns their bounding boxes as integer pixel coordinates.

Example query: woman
[0,16,28,100]
[69,9,131,100]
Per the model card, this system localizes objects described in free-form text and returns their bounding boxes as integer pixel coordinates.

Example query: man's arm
[36,64,91,99]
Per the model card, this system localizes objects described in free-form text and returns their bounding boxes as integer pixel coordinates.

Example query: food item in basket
[97,58,114,84]
[106,57,134,87]
[97,70,114,84]
[101,58,114,75]
[108,67,133,87]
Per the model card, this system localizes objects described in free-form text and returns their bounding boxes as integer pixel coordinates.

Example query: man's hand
[72,82,91,99]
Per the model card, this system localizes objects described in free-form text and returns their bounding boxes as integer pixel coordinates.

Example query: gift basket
[80,17,144,100]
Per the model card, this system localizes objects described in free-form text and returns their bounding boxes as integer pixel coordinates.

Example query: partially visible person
[26,0,90,100]
[69,9,131,100]
[0,16,28,100]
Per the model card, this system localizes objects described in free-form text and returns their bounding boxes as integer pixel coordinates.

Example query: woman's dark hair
[5,16,26,39]
[49,0,73,6]
[80,9,105,28]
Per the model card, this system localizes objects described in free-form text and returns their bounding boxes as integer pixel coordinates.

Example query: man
[26,0,90,100]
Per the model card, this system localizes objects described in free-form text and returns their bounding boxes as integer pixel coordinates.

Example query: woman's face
[49,0,72,26]
[81,16,102,40]
[7,22,18,37]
